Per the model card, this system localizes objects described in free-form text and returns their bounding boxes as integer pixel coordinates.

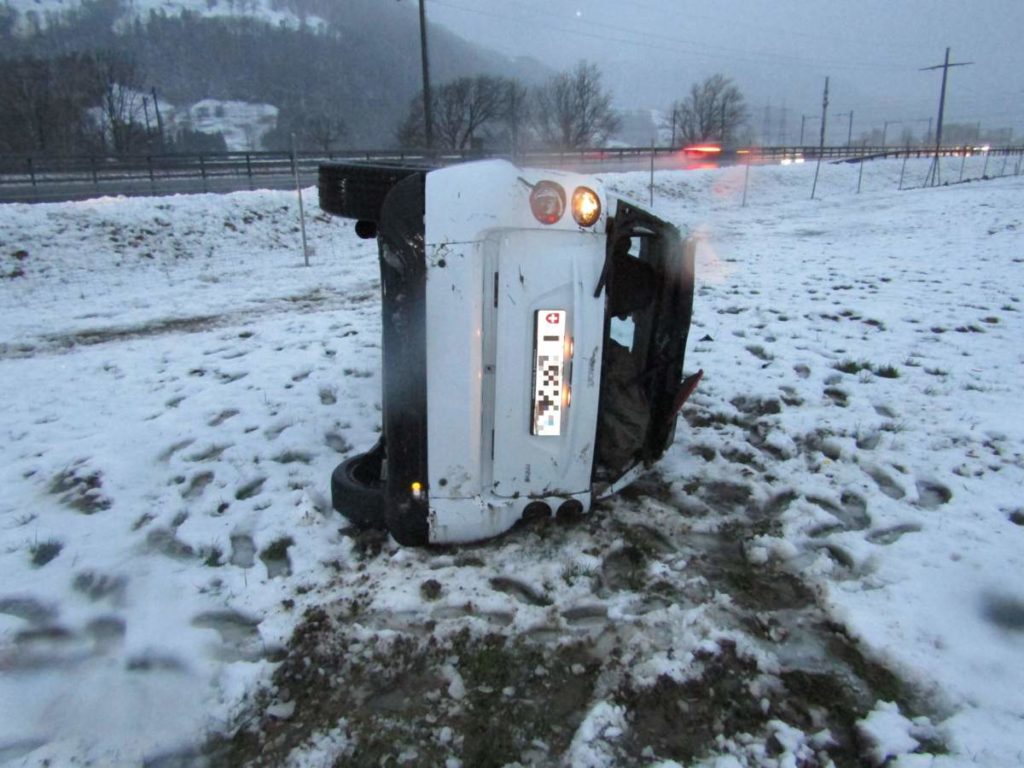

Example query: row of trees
[395,64,748,153]
[1,47,747,156]
[0,51,160,155]
[396,62,620,153]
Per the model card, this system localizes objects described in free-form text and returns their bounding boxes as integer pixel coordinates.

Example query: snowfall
[0,155,1022,767]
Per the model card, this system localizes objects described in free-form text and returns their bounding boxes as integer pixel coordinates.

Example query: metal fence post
[857,158,864,194]
[291,133,309,267]
[981,151,990,178]
[898,154,908,190]
[27,157,36,187]
[742,159,751,207]
[959,151,967,182]
[200,154,207,192]
[648,140,655,207]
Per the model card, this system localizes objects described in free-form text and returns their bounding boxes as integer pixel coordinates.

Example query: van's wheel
[331,445,386,529]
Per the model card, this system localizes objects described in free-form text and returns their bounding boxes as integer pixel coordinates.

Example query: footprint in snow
[866,523,923,545]
[217,370,248,385]
[915,479,952,509]
[0,596,57,625]
[264,421,291,440]
[181,470,214,500]
[185,443,230,462]
[324,432,352,454]
[229,534,256,567]
[864,466,905,500]
[234,477,265,501]
[159,438,194,461]
[207,409,239,427]
[806,491,871,538]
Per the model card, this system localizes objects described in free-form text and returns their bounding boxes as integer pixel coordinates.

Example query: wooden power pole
[921,47,972,186]
[811,77,829,199]
[419,0,434,152]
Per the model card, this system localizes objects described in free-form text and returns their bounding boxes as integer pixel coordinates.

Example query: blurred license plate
[531,309,565,436]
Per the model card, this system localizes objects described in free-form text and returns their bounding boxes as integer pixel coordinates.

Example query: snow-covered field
[0,159,1022,767]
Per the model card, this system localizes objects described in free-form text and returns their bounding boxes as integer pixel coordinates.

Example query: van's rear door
[488,230,606,498]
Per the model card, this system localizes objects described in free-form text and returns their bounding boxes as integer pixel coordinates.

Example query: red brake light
[530,181,566,225]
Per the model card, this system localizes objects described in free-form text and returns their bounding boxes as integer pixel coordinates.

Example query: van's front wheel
[331,444,386,530]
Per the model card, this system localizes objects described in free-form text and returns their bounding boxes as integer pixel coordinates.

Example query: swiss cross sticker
[545,312,561,325]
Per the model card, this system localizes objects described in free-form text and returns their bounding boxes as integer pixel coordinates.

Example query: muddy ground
[202,462,947,767]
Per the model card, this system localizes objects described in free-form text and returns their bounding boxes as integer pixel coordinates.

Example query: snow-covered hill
[3,0,325,33]
[1,159,1022,766]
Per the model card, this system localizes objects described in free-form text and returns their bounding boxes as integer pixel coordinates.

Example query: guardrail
[2,145,1021,202]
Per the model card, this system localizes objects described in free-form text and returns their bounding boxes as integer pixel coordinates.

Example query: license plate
[531,309,566,436]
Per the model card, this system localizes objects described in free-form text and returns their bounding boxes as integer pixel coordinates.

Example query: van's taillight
[530,181,566,224]
[571,187,601,227]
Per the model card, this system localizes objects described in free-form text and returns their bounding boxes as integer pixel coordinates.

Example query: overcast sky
[423,0,1024,143]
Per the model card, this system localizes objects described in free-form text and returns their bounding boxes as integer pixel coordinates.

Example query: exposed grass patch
[834,359,870,375]
[873,365,900,379]
[30,539,63,567]
[49,462,112,514]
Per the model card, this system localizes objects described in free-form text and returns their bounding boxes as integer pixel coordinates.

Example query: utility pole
[800,114,819,146]
[811,76,829,200]
[921,47,972,186]
[882,119,898,147]
[151,87,165,149]
[418,0,434,152]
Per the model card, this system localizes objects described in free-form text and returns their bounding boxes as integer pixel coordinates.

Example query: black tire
[331,445,386,530]
[318,163,428,222]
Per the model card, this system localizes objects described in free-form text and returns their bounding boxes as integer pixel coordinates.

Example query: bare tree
[91,50,147,154]
[302,111,348,152]
[532,61,619,151]
[0,54,100,154]
[501,78,531,156]
[397,75,509,151]
[672,74,747,145]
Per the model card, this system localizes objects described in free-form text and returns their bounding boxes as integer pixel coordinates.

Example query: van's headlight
[530,181,566,225]
[571,187,601,227]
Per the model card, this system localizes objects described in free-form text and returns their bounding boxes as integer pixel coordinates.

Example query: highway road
[0,151,738,204]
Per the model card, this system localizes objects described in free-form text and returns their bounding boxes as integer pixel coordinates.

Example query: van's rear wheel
[331,443,386,529]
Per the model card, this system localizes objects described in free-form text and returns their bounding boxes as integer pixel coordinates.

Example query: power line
[428,0,915,72]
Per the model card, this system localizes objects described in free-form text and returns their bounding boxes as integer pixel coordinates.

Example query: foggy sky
[423,0,1024,143]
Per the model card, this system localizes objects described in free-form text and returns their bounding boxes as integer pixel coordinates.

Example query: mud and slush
[209,471,947,767]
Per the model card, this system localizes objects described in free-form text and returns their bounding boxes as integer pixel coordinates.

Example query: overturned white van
[319,160,700,545]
